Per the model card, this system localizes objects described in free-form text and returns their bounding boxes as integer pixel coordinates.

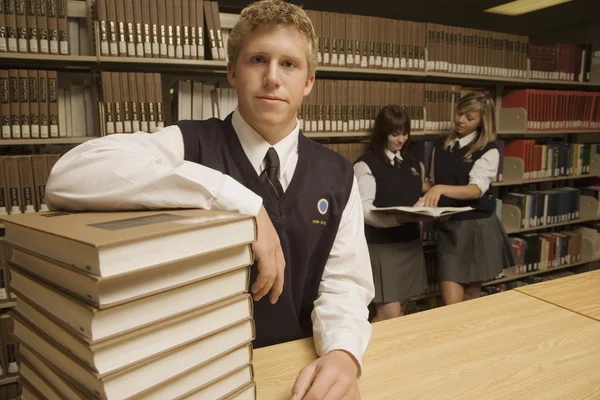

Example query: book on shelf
[373,205,473,218]
[2,208,259,399]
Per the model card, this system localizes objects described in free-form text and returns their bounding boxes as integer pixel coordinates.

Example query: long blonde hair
[444,91,496,157]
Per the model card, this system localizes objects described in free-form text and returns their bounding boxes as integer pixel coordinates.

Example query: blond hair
[227,0,318,76]
[444,91,496,157]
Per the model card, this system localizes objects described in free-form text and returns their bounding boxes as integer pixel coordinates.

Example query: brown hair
[370,105,414,167]
[227,0,318,76]
[444,91,497,157]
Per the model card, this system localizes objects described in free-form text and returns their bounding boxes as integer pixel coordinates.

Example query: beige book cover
[26,0,38,53]
[181,0,189,58]
[228,382,256,400]
[136,72,147,131]
[13,316,255,400]
[182,364,253,400]
[110,71,122,133]
[188,0,197,58]
[18,70,30,138]
[0,158,8,215]
[165,0,174,57]
[14,291,252,374]
[138,0,150,56]
[17,155,34,213]
[5,0,17,52]
[124,0,135,56]
[203,0,216,59]
[47,70,58,137]
[30,155,47,211]
[100,71,113,134]
[46,0,58,53]
[173,0,182,58]
[128,72,140,131]
[9,263,250,341]
[0,71,9,139]
[0,2,7,52]
[133,0,143,56]
[9,69,20,138]
[149,0,159,56]
[7,240,252,307]
[28,70,39,138]
[210,1,224,60]
[1,208,256,277]
[97,0,108,55]
[196,0,204,59]
[56,0,67,54]
[20,359,66,400]
[15,0,27,52]
[105,0,117,55]
[0,314,19,376]
[37,70,48,138]
[157,0,167,57]
[145,72,156,130]
[115,0,126,55]
[3,156,21,215]
[119,73,131,132]
[154,72,163,128]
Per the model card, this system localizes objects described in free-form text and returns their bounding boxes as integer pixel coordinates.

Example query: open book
[374,206,474,218]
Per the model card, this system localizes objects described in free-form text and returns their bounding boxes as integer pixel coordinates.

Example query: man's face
[228,24,315,140]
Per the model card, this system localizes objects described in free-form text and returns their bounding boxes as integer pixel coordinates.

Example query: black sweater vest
[357,151,421,244]
[433,137,497,220]
[177,115,354,348]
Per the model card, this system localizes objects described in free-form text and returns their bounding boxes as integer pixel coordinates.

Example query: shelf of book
[485,258,599,286]
[407,257,599,302]
[97,57,228,71]
[0,54,97,69]
[492,174,598,187]
[505,217,599,235]
[0,137,99,146]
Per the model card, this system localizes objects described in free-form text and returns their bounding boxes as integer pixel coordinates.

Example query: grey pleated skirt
[368,239,427,304]
[436,214,518,284]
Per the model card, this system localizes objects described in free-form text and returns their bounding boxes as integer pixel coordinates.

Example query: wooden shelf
[505,217,598,235]
[98,56,227,69]
[0,53,96,69]
[305,130,449,139]
[316,65,426,78]
[484,258,599,286]
[492,174,598,187]
[0,137,99,146]
[499,129,600,135]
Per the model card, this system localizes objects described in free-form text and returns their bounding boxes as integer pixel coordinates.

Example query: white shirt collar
[452,131,478,149]
[384,149,402,161]
[231,107,299,177]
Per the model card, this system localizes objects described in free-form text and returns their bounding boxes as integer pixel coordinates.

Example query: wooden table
[515,270,600,322]
[253,290,600,400]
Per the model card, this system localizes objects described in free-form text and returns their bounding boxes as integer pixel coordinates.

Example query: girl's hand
[418,185,446,207]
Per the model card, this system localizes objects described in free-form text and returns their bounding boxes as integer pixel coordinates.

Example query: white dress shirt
[354,150,416,228]
[45,108,375,369]
[428,131,499,196]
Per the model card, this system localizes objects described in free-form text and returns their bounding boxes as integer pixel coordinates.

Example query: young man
[45,1,374,398]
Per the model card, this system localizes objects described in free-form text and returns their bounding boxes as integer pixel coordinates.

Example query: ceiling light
[485,0,573,16]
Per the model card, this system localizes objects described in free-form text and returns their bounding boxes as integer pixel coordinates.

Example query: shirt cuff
[213,175,263,216]
[318,329,369,377]
[468,177,489,198]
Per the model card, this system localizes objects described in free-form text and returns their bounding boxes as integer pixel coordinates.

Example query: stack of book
[0,209,258,399]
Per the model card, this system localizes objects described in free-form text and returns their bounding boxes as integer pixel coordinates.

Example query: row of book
[171,80,237,122]
[0,0,69,55]
[300,80,463,133]
[95,0,226,61]
[502,187,582,230]
[504,140,595,180]
[0,154,59,216]
[511,228,584,275]
[1,208,259,398]
[1,68,96,139]
[529,43,591,82]
[101,71,164,135]
[0,311,19,381]
[502,89,600,131]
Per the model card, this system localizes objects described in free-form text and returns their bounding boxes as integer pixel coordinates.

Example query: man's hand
[291,350,361,400]
[416,184,446,207]
[251,205,285,304]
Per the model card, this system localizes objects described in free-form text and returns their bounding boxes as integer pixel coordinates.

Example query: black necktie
[451,141,460,153]
[260,147,284,198]
[393,156,402,168]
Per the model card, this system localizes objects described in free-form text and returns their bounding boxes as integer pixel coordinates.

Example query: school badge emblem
[318,198,329,215]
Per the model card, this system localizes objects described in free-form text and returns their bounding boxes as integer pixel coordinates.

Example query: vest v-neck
[222,115,308,217]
